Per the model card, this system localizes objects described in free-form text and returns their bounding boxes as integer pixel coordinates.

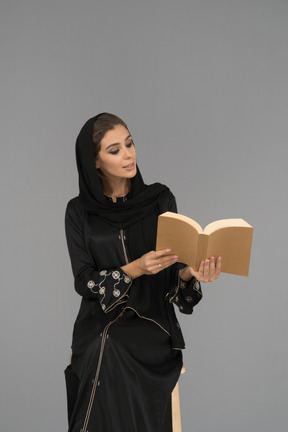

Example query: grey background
[1,0,287,431]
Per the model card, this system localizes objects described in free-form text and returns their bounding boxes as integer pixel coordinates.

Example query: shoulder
[159,186,175,200]
[65,196,85,224]
[157,185,177,213]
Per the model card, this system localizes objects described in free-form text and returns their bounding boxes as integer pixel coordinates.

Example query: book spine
[197,233,209,270]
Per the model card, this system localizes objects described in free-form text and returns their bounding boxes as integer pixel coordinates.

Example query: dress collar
[104,193,130,203]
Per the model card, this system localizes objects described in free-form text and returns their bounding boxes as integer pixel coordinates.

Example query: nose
[123,146,132,159]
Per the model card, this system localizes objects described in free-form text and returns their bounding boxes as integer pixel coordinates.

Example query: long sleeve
[65,199,132,313]
[167,270,202,314]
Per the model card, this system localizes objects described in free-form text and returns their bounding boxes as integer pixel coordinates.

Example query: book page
[206,226,253,276]
[160,212,203,232]
[204,218,252,235]
[156,213,201,267]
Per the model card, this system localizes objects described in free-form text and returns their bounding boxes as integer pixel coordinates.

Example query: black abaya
[65,114,203,431]
[67,311,182,432]
[65,193,202,432]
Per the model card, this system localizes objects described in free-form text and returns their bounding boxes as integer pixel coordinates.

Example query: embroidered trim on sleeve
[87,270,132,313]
[169,271,202,312]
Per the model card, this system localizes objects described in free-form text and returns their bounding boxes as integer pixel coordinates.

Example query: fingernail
[166,249,172,252]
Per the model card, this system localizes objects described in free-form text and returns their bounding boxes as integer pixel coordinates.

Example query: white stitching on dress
[179,280,187,289]
[124,274,131,283]
[112,270,120,279]
[87,270,132,310]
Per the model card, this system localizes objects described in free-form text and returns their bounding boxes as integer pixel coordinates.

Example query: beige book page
[203,218,251,234]
[156,213,201,268]
[206,225,253,276]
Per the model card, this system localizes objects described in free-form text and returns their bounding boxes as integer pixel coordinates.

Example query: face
[95,124,137,181]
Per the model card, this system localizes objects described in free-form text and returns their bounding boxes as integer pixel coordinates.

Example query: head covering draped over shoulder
[76,114,168,229]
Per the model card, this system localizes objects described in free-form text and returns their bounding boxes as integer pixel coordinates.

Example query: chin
[129,167,137,177]
[124,167,137,178]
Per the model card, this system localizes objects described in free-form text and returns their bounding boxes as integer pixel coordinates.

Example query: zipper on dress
[119,229,129,265]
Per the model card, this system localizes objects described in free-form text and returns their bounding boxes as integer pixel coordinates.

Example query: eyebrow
[105,135,132,150]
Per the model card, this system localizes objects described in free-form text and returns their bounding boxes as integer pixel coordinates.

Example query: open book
[156,212,253,276]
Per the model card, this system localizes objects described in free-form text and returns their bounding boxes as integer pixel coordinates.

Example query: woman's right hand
[121,249,178,280]
[137,249,178,275]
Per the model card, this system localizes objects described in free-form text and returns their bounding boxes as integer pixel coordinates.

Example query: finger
[203,259,210,282]
[159,255,178,266]
[215,256,221,276]
[208,256,215,281]
[186,266,198,279]
[155,255,178,272]
[153,249,172,258]
[198,260,205,279]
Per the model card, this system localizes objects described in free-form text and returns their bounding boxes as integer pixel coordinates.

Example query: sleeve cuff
[86,268,132,313]
[168,272,203,314]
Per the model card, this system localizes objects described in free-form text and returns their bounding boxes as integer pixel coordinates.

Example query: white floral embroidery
[180,280,187,289]
[99,270,107,276]
[175,296,179,302]
[112,271,120,279]
[194,281,200,290]
[179,305,184,311]
[124,275,131,283]
[87,280,95,289]
[113,289,120,297]
[185,296,193,303]
[101,304,106,311]
[99,287,105,295]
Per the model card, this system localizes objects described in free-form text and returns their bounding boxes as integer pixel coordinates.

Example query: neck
[101,178,131,200]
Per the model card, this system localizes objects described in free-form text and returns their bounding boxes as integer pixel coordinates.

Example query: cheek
[101,156,121,172]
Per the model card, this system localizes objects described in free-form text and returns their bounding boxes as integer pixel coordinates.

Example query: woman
[65,113,221,432]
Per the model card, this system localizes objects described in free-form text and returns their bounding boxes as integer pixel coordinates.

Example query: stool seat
[172,366,185,432]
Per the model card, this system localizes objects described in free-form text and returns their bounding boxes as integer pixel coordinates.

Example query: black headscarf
[75,114,169,231]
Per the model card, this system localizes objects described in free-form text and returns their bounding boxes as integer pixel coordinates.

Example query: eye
[126,140,134,148]
[109,149,119,155]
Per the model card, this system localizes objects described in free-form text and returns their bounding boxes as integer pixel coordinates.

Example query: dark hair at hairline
[92,113,129,159]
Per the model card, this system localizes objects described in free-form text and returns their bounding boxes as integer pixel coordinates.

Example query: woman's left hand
[179,256,222,283]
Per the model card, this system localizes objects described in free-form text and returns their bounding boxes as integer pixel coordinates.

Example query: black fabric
[64,365,79,427]
[162,397,173,432]
[76,114,168,229]
[67,311,182,432]
[65,193,196,352]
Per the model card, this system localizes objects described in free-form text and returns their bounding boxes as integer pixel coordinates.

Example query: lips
[123,162,135,169]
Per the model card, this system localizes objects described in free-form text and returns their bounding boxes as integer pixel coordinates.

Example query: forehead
[101,124,130,146]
